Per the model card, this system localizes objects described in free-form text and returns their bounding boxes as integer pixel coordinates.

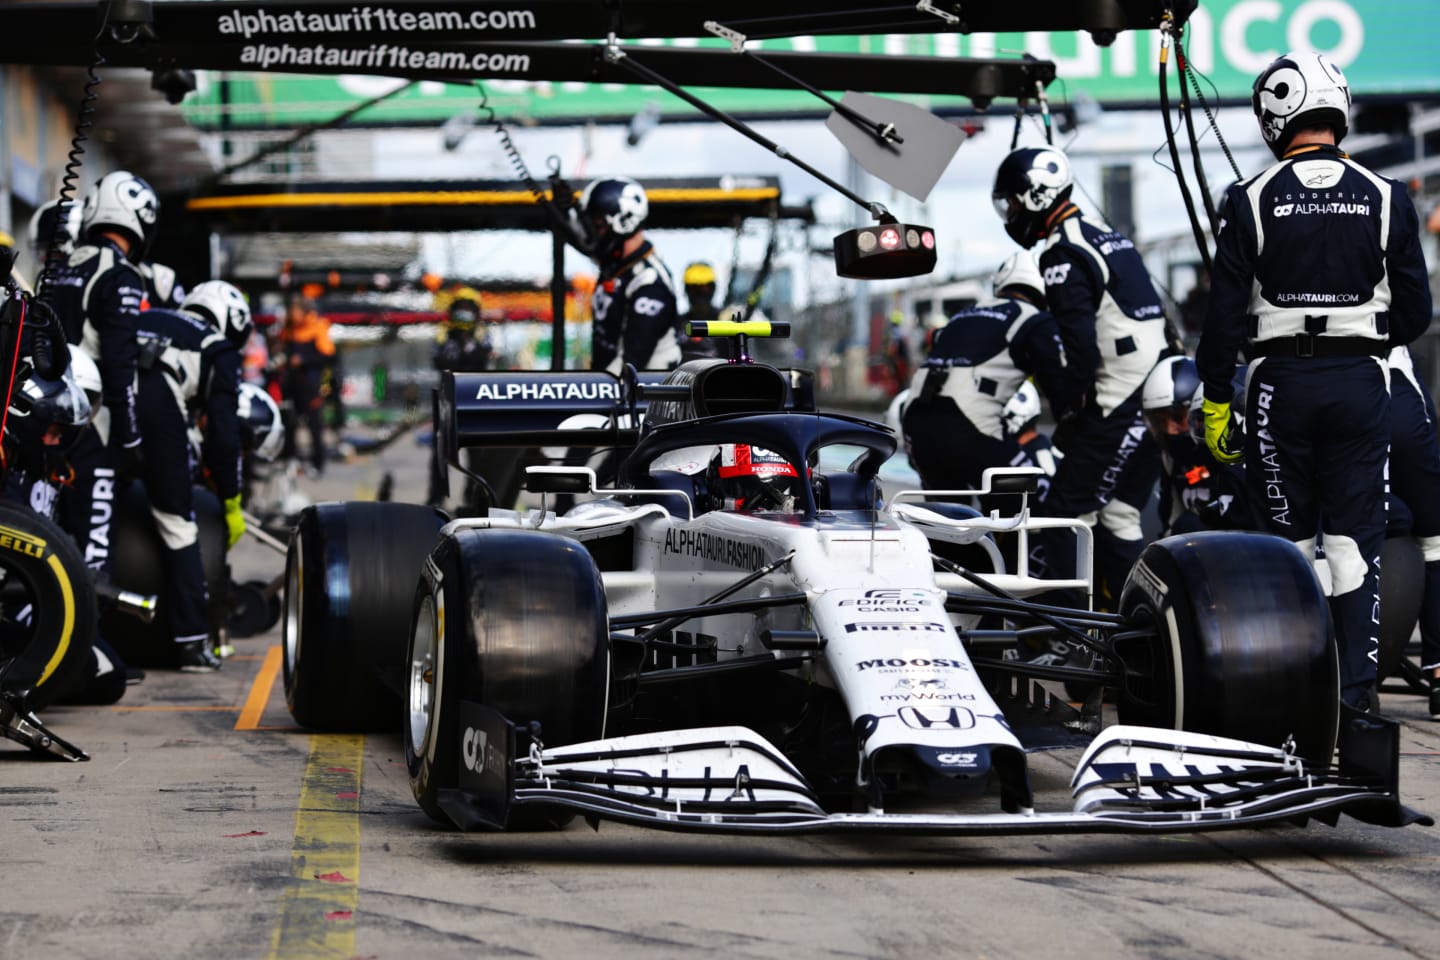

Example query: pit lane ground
[5,426,1440,960]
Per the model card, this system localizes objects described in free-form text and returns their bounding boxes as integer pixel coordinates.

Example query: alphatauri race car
[282,323,1428,836]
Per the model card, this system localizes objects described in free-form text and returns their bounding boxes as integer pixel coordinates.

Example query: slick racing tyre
[283,501,446,731]
[407,529,609,829]
[0,500,95,710]
[103,481,227,666]
[1116,531,1339,762]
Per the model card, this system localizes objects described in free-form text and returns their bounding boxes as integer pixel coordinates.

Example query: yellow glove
[1202,397,1243,464]
[223,495,246,549]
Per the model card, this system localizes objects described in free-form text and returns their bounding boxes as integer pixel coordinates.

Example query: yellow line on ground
[236,645,284,731]
[267,734,364,960]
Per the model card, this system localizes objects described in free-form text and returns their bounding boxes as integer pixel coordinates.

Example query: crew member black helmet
[578,176,649,261]
[991,147,1074,249]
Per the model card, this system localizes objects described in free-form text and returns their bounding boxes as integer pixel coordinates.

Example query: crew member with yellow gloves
[1196,51,1432,712]
[131,281,252,672]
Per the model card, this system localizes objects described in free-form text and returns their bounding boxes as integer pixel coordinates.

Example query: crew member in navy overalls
[901,250,1067,514]
[1196,51,1432,712]
[1140,356,1252,537]
[129,281,250,672]
[992,146,1173,606]
[1387,345,1440,718]
[580,176,682,375]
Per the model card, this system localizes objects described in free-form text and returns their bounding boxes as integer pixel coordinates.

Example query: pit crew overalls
[1032,205,1171,599]
[901,293,1067,510]
[590,240,682,374]
[1196,143,1432,706]
[1387,346,1440,674]
[45,237,145,463]
[130,307,244,650]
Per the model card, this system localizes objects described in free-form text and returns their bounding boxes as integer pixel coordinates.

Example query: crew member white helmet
[183,280,254,348]
[1252,51,1351,158]
[80,170,160,255]
[67,344,102,404]
[237,382,284,462]
[28,199,83,261]
[991,251,1046,305]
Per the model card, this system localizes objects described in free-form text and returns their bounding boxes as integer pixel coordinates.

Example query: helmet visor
[1143,405,1192,439]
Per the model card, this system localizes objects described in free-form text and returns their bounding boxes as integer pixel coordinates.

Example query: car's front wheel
[1116,531,1339,762]
[407,528,609,829]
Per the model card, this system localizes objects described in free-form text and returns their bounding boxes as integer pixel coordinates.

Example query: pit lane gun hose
[1158,9,1214,277]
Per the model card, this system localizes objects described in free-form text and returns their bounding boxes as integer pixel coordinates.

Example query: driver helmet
[709,443,801,512]
[80,170,160,258]
[991,147,1073,249]
[237,382,284,461]
[183,280,254,350]
[1000,380,1043,439]
[1252,51,1351,159]
[578,176,649,261]
[28,198,83,265]
[991,251,1047,308]
[1141,355,1202,440]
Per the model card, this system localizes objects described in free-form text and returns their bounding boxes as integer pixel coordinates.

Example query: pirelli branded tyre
[0,500,95,710]
[283,501,446,731]
[104,481,227,666]
[1116,532,1339,762]
[407,529,610,828]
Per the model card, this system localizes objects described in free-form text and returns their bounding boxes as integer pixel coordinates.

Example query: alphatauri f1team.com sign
[184,0,1436,128]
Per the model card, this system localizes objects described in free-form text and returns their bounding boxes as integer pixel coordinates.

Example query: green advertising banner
[181,0,1440,129]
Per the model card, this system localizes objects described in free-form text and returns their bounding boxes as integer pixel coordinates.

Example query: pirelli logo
[0,525,46,558]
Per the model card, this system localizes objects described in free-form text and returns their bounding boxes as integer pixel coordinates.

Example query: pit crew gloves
[1202,397,1243,464]
[223,494,246,549]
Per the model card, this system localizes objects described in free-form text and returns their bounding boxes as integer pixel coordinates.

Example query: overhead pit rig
[0,0,1197,362]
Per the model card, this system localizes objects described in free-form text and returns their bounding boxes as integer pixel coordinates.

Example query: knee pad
[1098,498,1143,542]
[1323,533,1368,596]
[150,506,199,552]
[1419,534,1440,563]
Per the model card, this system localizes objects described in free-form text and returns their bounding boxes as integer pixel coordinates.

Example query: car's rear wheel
[1116,531,1339,762]
[283,501,445,731]
[0,500,95,710]
[407,528,609,829]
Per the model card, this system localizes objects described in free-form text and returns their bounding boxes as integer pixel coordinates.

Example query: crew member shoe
[1430,677,1440,720]
[177,640,222,673]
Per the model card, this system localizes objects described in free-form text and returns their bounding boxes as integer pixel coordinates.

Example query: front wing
[438,702,1431,836]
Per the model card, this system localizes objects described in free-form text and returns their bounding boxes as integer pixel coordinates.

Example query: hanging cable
[36,56,103,304]
[1183,49,1242,182]
[1175,38,1220,238]
[1157,11,1213,277]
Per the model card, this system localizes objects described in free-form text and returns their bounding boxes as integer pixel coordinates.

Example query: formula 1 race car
[283,324,1428,836]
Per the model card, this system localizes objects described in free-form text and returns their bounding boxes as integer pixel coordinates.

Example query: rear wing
[437,370,665,458]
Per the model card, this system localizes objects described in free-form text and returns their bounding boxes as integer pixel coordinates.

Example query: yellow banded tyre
[0,500,96,711]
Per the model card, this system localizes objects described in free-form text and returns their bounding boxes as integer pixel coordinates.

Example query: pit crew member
[992,146,1171,599]
[1195,51,1432,711]
[579,176,682,374]
[1141,356,1251,537]
[900,251,1067,512]
[129,280,251,672]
